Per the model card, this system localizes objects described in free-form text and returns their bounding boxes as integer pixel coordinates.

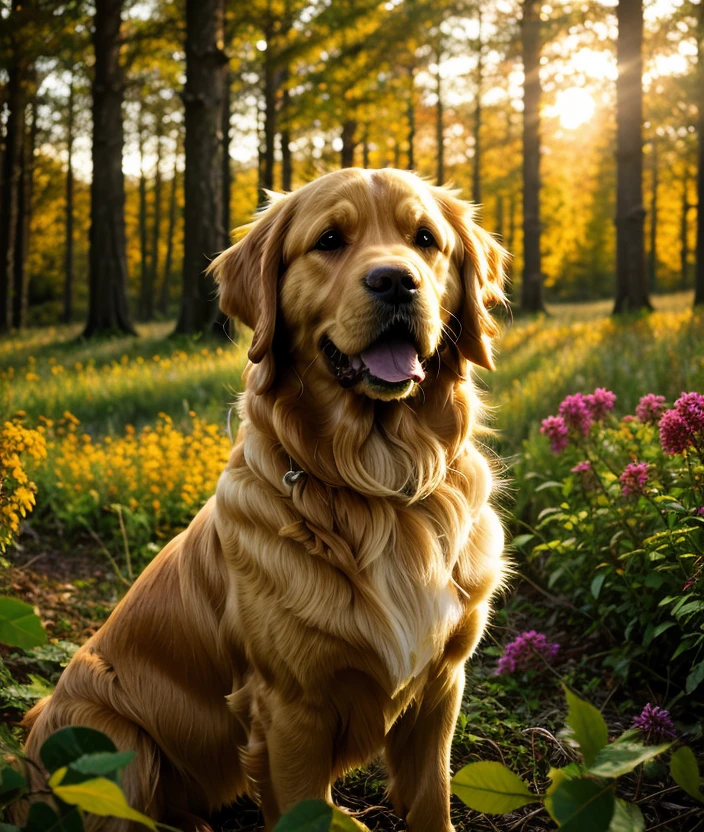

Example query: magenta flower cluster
[540,389,616,454]
[619,462,649,496]
[636,394,666,424]
[496,630,560,675]
[659,392,704,455]
[632,703,676,743]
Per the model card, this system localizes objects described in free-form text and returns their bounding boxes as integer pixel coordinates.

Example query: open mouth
[321,320,426,392]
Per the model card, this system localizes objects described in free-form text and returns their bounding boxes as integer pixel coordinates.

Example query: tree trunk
[149,127,163,316]
[261,33,276,194]
[362,129,370,169]
[174,0,227,335]
[158,147,178,317]
[0,12,26,334]
[681,167,691,290]
[222,67,232,242]
[495,194,504,242]
[84,0,135,337]
[648,135,657,294]
[508,192,516,254]
[137,105,151,320]
[520,0,545,312]
[435,55,444,185]
[613,0,651,313]
[695,0,704,305]
[12,94,35,330]
[63,72,75,324]
[407,65,415,170]
[341,119,357,168]
[281,71,292,191]
[472,10,483,206]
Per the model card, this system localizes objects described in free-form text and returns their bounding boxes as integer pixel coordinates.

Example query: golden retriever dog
[18,168,508,832]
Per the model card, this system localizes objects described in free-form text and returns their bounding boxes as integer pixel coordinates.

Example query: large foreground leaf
[562,685,609,767]
[40,727,117,774]
[0,597,47,650]
[609,799,644,831]
[670,746,704,803]
[49,772,156,831]
[23,803,83,832]
[274,800,368,831]
[545,778,615,832]
[588,741,671,778]
[451,761,537,814]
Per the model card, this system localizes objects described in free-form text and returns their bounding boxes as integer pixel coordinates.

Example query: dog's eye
[314,229,345,251]
[414,228,437,249]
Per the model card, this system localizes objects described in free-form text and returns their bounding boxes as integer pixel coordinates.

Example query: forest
[2,0,704,831]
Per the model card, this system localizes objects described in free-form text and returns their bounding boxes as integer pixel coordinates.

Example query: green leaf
[40,727,117,774]
[591,573,606,599]
[23,803,83,832]
[273,800,368,831]
[451,761,537,814]
[0,766,26,796]
[545,778,615,832]
[512,534,535,548]
[70,751,136,777]
[686,660,704,695]
[562,685,609,766]
[0,596,47,650]
[545,764,581,822]
[0,823,22,832]
[588,741,672,778]
[50,773,157,830]
[670,746,704,803]
[609,799,644,831]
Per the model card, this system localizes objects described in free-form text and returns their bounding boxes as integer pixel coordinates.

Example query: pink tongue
[360,339,425,383]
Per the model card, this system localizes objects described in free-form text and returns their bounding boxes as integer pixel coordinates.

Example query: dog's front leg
[258,699,335,830]
[384,664,464,832]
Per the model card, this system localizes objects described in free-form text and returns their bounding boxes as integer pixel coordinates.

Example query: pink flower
[659,410,694,455]
[496,630,560,675]
[675,392,704,434]
[632,703,676,743]
[571,461,592,473]
[636,394,667,424]
[558,394,593,435]
[585,388,616,421]
[541,415,569,454]
[619,462,649,496]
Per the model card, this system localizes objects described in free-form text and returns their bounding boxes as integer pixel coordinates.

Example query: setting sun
[553,86,597,129]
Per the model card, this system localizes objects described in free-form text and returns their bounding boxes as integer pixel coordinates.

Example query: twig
[78,520,132,587]
[115,504,134,582]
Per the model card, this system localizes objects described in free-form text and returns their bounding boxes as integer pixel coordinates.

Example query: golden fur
[17,168,508,832]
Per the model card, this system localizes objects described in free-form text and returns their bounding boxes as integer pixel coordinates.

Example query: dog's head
[210,169,507,399]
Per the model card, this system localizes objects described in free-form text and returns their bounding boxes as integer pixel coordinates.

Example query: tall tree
[520,0,545,312]
[84,0,135,336]
[63,72,76,324]
[695,0,704,306]
[137,103,151,320]
[158,144,179,317]
[174,0,227,335]
[12,94,37,330]
[647,135,658,293]
[613,0,651,313]
[472,10,483,206]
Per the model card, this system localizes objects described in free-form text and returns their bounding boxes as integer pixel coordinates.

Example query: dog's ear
[433,189,509,371]
[208,193,295,392]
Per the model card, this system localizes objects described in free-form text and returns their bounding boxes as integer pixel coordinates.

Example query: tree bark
[158,147,178,317]
[472,11,483,206]
[613,0,651,313]
[84,0,135,337]
[495,194,504,242]
[695,0,704,305]
[281,72,292,191]
[149,127,163,316]
[12,94,36,330]
[0,7,26,334]
[435,55,444,185]
[520,0,545,312]
[362,129,370,169]
[341,119,357,168]
[174,0,227,335]
[681,167,691,290]
[407,65,415,170]
[63,72,75,324]
[648,135,658,294]
[137,104,151,320]
[261,31,276,194]
[222,67,232,241]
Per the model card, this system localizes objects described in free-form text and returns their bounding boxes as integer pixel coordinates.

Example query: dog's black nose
[364,267,419,306]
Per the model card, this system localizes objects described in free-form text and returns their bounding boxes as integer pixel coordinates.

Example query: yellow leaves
[0,418,46,552]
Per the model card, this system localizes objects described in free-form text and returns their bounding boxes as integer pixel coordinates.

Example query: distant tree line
[0,0,702,339]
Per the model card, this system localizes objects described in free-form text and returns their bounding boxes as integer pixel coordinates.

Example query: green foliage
[451,686,692,831]
[273,800,368,831]
[0,726,159,832]
[515,397,704,696]
[0,598,46,651]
